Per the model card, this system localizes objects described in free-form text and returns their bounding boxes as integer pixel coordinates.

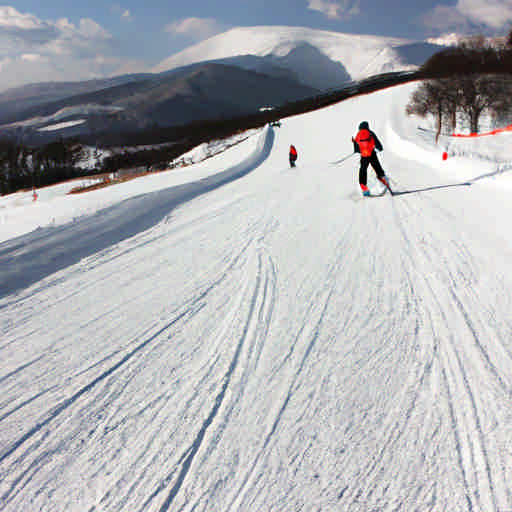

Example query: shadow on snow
[392,166,512,196]
[391,182,472,196]
[0,127,274,300]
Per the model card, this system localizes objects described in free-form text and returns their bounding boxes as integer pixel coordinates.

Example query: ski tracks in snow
[2,142,512,511]
[0,209,278,511]
[377,189,512,511]
[148,243,278,512]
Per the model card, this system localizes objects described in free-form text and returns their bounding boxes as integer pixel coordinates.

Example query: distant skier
[289,144,298,168]
[352,121,391,196]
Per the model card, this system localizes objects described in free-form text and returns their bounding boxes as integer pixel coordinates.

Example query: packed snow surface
[1,82,512,511]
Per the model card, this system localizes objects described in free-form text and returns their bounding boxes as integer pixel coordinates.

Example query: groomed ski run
[1,83,512,511]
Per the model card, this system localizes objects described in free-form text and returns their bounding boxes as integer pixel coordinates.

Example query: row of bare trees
[407,34,512,141]
[406,75,512,140]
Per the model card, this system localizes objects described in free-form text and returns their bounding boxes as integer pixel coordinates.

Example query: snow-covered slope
[154,25,432,81]
[1,83,512,511]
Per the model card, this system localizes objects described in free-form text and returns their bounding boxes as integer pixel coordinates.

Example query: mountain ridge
[0,26,449,144]
[0,62,319,143]
[153,25,444,79]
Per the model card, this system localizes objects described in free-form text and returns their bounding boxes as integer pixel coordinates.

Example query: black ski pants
[359,151,385,186]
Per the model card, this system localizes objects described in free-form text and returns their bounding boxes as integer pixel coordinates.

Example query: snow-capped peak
[426,33,461,46]
[153,25,413,81]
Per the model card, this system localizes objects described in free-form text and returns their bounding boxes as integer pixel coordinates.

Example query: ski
[384,184,394,195]
[378,177,394,195]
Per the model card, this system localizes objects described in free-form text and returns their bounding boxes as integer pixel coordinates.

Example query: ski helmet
[359,121,369,130]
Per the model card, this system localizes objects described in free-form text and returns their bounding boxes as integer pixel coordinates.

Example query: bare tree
[406,79,454,142]
[452,75,503,133]
[409,44,512,138]
[408,75,511,137]
[459,34,488,50]
[488,75,512,126]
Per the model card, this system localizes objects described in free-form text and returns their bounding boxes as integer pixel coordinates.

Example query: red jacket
[289,145,297,157]
[354,129,376,157]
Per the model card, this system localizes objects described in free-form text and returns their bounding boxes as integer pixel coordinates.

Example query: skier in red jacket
[352,121,391,196]
[289,144,298,167]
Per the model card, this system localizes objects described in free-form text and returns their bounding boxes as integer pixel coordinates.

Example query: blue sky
[1,0,512,91]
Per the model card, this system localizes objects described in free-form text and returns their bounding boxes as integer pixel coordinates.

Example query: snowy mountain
[154,25,447,83]
[0,26,449,143]
[0,63,318,143]
[427,33,463,46]
[1,81,512,511]
[427,32,507,49]
[186,42,352,91]
[0,74,152,122]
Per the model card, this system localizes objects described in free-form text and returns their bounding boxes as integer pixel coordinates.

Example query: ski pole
[330,152,356,165]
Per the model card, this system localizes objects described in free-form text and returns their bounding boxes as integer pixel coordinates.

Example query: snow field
[1,83,512,511]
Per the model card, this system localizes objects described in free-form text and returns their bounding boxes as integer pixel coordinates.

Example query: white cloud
[457,0,512,29]
[0,56,11,72]
[424,0,512,34]
[307,0,360,20]
[0,6,141,92]
[165,17,227,41]
[0,6,58,49]
[422,5,474,33]
[21,53,43,62]
[0,5,45,30]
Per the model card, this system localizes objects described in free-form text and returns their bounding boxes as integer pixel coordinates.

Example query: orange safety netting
[451,124,512,137]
